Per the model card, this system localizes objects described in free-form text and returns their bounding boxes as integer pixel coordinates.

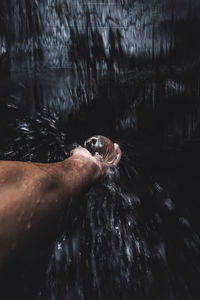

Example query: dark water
[0,1,200,299]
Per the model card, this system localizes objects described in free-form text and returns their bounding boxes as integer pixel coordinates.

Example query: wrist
[66,156,102,181]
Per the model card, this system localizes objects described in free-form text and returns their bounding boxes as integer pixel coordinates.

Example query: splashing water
[0,111,199,300]
[0,1,200,299]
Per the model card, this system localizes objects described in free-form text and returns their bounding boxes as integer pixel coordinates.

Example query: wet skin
[0,145,121,271]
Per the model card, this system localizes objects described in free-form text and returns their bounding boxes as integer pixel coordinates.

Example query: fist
[70,136,121,176]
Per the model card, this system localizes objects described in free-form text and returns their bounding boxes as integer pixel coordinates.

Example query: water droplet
[57,242,62,250]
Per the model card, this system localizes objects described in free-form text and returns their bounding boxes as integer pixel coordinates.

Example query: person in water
[0,137,121,271]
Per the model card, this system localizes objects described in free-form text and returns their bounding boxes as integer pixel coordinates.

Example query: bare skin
[0,145,121,271]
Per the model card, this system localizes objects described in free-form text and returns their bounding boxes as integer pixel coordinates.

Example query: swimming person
[0,138,121,271]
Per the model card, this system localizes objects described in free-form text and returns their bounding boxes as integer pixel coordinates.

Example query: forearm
[0,157,100,270]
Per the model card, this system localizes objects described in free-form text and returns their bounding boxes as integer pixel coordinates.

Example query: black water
[0,1,200,299]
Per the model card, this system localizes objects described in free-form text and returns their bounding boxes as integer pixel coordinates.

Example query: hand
[70,144,121,176]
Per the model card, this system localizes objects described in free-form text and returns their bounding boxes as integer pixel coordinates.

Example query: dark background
[0,1,200,299]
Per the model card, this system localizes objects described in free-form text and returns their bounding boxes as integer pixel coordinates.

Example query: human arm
[0,145,121,270]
